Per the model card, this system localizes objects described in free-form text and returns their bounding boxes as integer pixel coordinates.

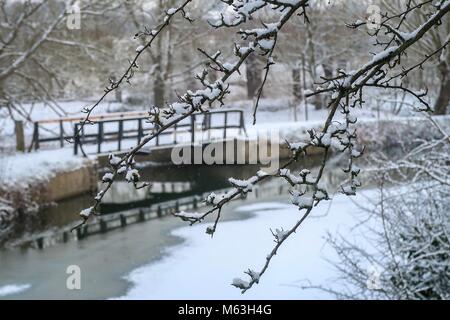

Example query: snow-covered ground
[0,284,31,297]
[0,149,89,187]
[116,191,374,300]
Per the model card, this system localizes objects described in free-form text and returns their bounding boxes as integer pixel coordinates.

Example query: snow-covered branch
[72,0,450,293]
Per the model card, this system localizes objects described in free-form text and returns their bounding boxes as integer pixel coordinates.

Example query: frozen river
[0,159,376,299]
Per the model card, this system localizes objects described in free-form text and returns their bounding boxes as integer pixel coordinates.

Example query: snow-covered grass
[116,191,373,300]
[0,149,89,188]
[0,284,31,297]
[0,100,131,149]
[222,96,437,142]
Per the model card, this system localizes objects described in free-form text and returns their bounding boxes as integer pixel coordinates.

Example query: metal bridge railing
[29,109,247,155]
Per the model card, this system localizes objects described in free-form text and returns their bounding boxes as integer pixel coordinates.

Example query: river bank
[0,149,97,244]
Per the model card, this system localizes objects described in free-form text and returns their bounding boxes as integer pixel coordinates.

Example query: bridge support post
[138,209,145,222]
[15,121,25,152]
[74,124,79,155]
[190,114,195,143]
[59,120,64,148]
[33,122,40,151]
[36,237,44,250]
[137,119,143,144]
[118,120,123,151]
[97,122,104,154]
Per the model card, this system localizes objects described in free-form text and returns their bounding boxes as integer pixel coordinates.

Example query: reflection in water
[4,153,355,248]
[100,164,268,213]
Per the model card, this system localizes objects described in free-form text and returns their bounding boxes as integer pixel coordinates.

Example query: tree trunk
[246,54,262,99]
[153,30,165,107]
[313,63,333,110]
[292,67,301,103]
[154,71,165,108]
[434,63,450,115]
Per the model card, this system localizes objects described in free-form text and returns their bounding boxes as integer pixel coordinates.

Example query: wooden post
[81,124,85,142]
[118,120,123,151]
[33,122,40,150]
[15,121,25,152]
[97,122,104,154]
[137,119,143,144]
[36,237,44,250]
[156,124,160,146]
[223,112,228,139]
[139,209,145,222]
[190,114,195,143]
[59,120,64,148]
[193,197,198,209]
[74,124,79,155]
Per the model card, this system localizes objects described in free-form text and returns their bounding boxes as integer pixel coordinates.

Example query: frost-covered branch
[75,0,311,228]
[323,116,449,299]
[73,0,450,293]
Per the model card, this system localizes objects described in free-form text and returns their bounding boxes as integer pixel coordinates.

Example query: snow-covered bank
[0,149,97,243]
[117,192,374,300]
[0,149,89,188]
[0,284,31,297]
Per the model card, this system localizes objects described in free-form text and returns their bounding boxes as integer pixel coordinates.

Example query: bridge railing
[29,111,148,151]
[30,109,247,155]
[73,109,246,155]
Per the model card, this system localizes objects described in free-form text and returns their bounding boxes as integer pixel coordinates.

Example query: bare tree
[379,0,450,115]
[0,0,120,122]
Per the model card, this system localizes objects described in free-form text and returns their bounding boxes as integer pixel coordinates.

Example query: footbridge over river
[30,109,248,158]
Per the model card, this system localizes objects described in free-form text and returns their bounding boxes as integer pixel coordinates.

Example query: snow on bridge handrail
[35,108,246,124]
[36,111,149,124]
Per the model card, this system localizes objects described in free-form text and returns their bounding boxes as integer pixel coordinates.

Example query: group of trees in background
[1,0,448,124]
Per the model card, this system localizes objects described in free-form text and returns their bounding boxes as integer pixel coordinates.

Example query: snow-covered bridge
[29,109,247,156]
